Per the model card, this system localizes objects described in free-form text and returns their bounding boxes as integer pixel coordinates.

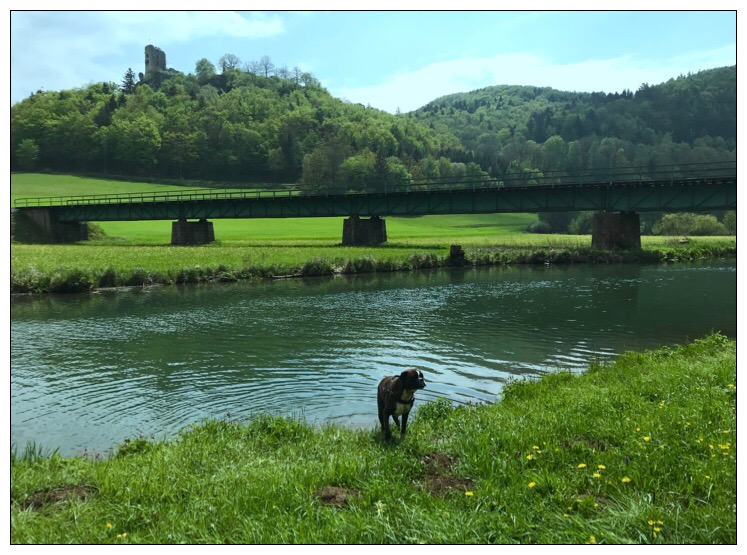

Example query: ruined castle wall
[145,45,166,74]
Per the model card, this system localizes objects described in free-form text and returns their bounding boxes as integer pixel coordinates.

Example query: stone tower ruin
[144,45,166,74]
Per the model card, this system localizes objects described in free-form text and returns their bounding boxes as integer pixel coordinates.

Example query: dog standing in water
[377,369,426,440]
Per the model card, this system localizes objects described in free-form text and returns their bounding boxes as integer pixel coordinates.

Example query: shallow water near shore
[11,260,736,456]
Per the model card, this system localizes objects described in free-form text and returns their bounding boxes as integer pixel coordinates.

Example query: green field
[11,335,736,544]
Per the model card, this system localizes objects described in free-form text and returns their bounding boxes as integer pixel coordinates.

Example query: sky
[7,7,738,114]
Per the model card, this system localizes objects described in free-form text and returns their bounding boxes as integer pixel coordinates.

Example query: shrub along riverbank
[11,334,736,543]
[10,238,737,295]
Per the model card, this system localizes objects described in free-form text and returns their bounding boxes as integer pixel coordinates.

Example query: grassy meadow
[10,172,737,294]
[11,334,736,544]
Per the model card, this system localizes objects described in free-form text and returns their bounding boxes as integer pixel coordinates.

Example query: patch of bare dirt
[419,452,474,495]
[315,486,359,508]
[21,485,98,510]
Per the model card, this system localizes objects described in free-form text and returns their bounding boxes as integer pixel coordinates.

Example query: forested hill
[11,62,735,189]
[409,66,736,177]
[10,66,469,188]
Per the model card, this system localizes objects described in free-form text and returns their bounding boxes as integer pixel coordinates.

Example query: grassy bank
[11,334,736,544]
[10,238,737,294]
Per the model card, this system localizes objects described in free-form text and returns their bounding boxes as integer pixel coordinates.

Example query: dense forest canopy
[11,57,735,211]
[409,66,736,179]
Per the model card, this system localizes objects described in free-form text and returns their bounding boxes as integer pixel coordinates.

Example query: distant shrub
[527,220,552,234]
[408,252,440,269]
[567,212,594,234]
[722,211,736,235]
[300,258,334,276]
[96,267,119,288]
[124,268,149,286]
[49,269,93,294]
[653,213,727,236]
[86,223,107,240]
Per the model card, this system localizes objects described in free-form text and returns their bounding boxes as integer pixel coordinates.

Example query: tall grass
[10,334,736,544]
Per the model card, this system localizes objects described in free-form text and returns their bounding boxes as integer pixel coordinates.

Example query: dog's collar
[399,389,415,404]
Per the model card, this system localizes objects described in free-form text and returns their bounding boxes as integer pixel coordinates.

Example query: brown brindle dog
[377,368,426,440]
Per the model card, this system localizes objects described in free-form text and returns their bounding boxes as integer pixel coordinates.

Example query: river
[10,260,736,456]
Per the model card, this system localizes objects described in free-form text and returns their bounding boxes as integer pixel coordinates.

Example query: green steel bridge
[13,162,736,247]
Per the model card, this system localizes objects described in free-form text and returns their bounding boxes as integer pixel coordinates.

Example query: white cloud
[335,45,736,114]
[10,11,286,101]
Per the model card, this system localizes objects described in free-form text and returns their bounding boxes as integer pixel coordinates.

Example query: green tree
[160,131,198,177]
[540,135,567,173]
[15,138,39,170]
[110,116,162,174]
[195,58,216,85]
[338,150,376,191]
[122,68,136,94]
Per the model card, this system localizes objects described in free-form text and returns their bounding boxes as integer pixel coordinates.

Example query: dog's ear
[399,371,409,380]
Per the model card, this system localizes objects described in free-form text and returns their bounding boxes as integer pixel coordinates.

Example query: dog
[377,368,426,440]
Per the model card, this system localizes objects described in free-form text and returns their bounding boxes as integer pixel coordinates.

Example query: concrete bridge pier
[171,218,215,245]
[591,211,641,249]
[13,208,88,243]
[342,216,387,246]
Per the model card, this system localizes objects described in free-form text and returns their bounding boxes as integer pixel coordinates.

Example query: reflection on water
[11,260,736,456]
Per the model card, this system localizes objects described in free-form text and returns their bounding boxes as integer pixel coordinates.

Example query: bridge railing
[12,161,736,208]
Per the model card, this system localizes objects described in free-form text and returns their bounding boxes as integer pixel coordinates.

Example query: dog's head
[400,368,426,391]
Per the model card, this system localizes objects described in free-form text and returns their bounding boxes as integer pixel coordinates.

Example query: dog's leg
[400,412,409,439]
[392,415,401,431]
[381,412,392,440]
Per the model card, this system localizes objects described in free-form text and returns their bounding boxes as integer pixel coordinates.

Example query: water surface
[11,260,736,456]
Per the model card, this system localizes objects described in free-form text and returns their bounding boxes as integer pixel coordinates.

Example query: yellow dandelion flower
[705,475,711,479]
[578,463,587,469]
[526,454,534,460]
[536,450,542,454]
[117,534,122,539]
[636,427,641,431]
[593,473,601,478]
[644,436,651,442]
[465,491,474,497]
[657,520,664,525]
[654,527,661,533]
[598,465,606,470]
[648,520,655,526]
[532,445,540,450]
[106,522,112,529]
[528,482,536,488]
[585,535,597,544]
[621,477,631,483]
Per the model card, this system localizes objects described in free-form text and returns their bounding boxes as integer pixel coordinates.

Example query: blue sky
[9,8,737,113]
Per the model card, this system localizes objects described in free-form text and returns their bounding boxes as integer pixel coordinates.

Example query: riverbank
[11,333,736,543]
[10,238,737,294]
